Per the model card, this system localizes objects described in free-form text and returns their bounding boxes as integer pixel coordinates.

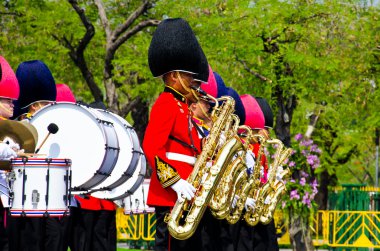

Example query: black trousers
[8,215,70,251]
[201,209,233,251]
[231,219,279,251]
[0,207,8,251]
[69,207,116,251]
[154,206,231,251]
[8,217,45,251]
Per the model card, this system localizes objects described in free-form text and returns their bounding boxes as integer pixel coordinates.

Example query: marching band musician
[9,60,58,251]
[143,18,209,251]
[231,94,266,251]
[0,55,20,250]
[252,97,279,251]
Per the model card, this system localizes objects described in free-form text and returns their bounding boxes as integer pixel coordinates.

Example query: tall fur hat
[56,83,76,103]
[0,56,19,100]
[16,60,56,108]
[240,94,265,130]
[148,18,209,82]
[255,97,273,128]
[226,87,246,125]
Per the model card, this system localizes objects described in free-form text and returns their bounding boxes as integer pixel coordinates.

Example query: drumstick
[17,152,47,157]
[35,123,59,154]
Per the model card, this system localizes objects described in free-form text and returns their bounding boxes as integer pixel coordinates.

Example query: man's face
[174,72,200,103]
[0,98,14,118]
[191,99,211,119]
[29,101,53,115]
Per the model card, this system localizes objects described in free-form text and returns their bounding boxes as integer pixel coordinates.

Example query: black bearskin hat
[148,18,209,82]
[255,97,274,128]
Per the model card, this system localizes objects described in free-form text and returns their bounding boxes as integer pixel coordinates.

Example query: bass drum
[30,103,119,191]
[90,110,143,196]
[91,147,146,201]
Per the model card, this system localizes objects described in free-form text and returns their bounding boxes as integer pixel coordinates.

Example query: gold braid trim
[155,156,181,188]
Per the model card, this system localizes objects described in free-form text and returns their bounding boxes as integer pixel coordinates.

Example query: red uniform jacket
[143,86,201,207]
[250,143,268,184]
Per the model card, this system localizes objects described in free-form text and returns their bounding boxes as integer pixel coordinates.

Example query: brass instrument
[225,134,266,225]
[259,167,291,224]
[167,95,243,240]
[244,139,292,226]
[209,126,252,219]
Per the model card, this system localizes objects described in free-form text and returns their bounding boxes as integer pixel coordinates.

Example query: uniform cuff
[155,156,181,188]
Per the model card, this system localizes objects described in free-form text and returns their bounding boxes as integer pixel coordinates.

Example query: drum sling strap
[168,116,201,155]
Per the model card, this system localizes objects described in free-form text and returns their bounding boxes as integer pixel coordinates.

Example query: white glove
[245,197,256,211]
[231,194,239,209]
[217,132,227,149]
[171,179,196,202]
[260,166,265,178]
[3,137,20,151]
[0,143,17,160]
[245,151,255,175]
[276,166,284,181]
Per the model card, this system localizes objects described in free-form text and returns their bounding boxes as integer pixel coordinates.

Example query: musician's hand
[245,151,255,175]
[276,166,284,181]
[0,143,17,159]
[218,132,227,148]
[171,179,196,202]
[232,195,239,209]
[2,137,20,152]
[245,197,256,211]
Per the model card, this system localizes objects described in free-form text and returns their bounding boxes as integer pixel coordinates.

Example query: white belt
[166,152,197,165]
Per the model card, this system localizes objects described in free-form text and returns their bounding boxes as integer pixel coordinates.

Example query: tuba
[225,134,266,224]
[209,126,253,219]
[244,139,292,226]
[259,167,291,224]
[167,95,243,240]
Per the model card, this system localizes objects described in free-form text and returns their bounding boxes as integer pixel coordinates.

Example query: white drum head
[90,110,135,189]
[30,103,119,190]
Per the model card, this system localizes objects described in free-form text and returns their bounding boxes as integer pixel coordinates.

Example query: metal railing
[116,209,380,248]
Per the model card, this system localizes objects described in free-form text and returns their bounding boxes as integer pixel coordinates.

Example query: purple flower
[301,150,309,156]
[294,133,303,141]
[301,139,313,147]
[282,201,286,208]
[288,161,296,167]
[302,193,311,208]
[307,155,319,167]
[311,179,318,188]
[300,170,309,177]
[290,190,300,200]
[299,177,306,186]
[290,179,296,183]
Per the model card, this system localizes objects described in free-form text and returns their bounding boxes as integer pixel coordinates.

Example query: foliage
[282,133,321,221]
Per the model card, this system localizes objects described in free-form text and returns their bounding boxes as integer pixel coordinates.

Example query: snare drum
[123,179,155,214]
[30,103,119,191]
[10,158,71,217]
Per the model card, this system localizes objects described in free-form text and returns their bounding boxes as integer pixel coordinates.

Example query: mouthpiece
[48,123,59,134]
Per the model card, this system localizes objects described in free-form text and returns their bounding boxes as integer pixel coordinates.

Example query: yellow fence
[116,209,380,248]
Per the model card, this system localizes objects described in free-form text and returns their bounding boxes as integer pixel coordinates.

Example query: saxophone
[259,167,291,224]
[225,134,266,224]
[167,96,242,240]
[244,139,292,226]
[209,126,253,219]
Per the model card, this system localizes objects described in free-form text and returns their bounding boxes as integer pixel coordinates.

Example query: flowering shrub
[281,133,321,220]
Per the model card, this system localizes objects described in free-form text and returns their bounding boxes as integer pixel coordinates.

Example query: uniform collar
[192,116,210,131]
[164,86,187,103]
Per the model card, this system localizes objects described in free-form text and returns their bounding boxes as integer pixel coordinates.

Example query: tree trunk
[131,98,150,177]
[289,213,315,251]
